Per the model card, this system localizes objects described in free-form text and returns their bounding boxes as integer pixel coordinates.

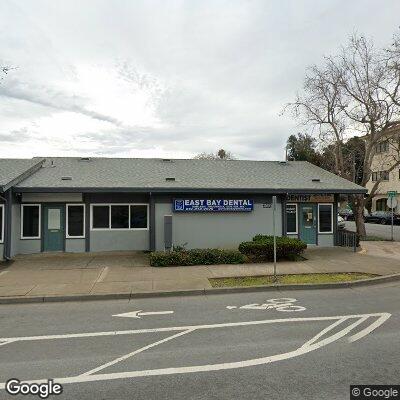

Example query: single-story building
[0,157,366,259]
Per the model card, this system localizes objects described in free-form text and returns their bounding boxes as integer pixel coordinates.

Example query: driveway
[345,221,400,241]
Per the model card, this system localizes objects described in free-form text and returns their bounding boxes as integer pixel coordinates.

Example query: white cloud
[1,0,400,160]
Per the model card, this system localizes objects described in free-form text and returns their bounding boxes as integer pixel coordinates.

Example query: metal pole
[391,197,394,242]
[272,195,277,282]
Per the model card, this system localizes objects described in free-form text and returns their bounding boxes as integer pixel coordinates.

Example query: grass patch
[209,272,379,288]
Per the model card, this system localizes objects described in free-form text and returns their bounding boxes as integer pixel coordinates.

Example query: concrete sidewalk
[0,243,399,300]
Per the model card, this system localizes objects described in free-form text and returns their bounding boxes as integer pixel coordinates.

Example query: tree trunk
[353,194,366,237]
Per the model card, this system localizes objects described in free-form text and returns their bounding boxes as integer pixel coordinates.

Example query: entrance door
[300,204,317,245]
[43,205,65,252]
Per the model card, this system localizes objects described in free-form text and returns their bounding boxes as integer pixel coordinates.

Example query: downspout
[0,191,12,261]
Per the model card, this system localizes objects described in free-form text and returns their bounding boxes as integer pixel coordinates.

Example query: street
[0,283,399,400]
[345,221,400,241]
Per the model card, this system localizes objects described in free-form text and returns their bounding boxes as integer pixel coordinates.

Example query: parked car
[337,215,345,229]
[339,209,354,221]
[364,211,400,225]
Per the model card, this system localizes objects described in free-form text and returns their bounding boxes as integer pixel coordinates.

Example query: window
[380,171,389,181]
[130,205,148,229]
[91,204,149,230]
[318,204,333,233]
[92,205,109,229]
[376,199,388,212]
[21,204,41,239]
[66,204,85,238]
[0,204,4,243]
[371,171,389,182]
[376,141,389,153]
[286,204,297,234]
[111,205,129,229]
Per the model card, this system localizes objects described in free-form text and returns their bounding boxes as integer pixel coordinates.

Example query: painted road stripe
[0,313,390,389]
[0,313,390,343]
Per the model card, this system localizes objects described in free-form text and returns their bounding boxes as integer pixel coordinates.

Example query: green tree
[286,133,322,166]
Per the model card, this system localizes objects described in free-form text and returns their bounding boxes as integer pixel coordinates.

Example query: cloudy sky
[1,0,400,160]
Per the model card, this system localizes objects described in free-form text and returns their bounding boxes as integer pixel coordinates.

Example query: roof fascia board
[13,187,367,194]
[2,158,46,193]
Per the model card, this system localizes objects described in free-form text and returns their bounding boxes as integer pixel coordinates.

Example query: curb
[0,273,399,305]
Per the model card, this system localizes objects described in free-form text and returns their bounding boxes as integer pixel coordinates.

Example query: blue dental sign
[173,199,254,212]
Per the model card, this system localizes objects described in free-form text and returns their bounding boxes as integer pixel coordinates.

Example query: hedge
[150,248,246,267]
[238,235,307,262]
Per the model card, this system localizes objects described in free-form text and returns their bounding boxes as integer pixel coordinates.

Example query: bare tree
[285,33,400,236]
[194,148,236,160]
[1,65,16,81]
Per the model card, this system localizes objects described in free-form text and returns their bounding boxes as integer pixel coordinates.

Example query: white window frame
[21,204,41,239]
[0,204,4,244]
[318,203,333,234]
[90,204,149,231]
[286,203,298,234]
[66,204,86,239]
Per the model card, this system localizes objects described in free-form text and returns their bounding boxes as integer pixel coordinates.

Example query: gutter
[12,187,368,194]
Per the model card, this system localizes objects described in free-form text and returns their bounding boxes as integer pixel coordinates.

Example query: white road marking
[348,312,391,342]
[113,310,174,319]
[80,329,193,377]
[301,317,349,348]
[0,313,388,344]
[227,298,306,312]
[0,312,390,389]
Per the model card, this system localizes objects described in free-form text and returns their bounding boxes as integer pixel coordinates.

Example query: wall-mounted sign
[286,194,334,203]
[173,199,254,212]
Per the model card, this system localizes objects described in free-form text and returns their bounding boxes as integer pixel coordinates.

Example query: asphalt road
[0,283,399,400]
[345,221,400,241]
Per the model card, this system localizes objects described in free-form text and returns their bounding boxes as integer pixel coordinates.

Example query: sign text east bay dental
[173,199,254,212]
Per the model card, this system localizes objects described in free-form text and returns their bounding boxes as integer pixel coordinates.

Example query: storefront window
[91,204,148,230]
[111,205,129,229]
[21,204,41,239]
[92,205,110,229]
[286,204,297,234]
[67,204,85,238]
[318,204,333,233]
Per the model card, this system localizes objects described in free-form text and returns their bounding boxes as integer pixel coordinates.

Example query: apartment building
[366,136,400,212]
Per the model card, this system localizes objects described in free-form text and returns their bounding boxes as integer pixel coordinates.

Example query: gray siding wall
[66,239,86,253]
[155,201,282,250]
[90,230,149,252]
[318,234,334,247]
[0,244,3,260]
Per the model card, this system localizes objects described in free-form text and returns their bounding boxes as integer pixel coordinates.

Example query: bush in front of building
[238,236,307,262]
[149,248,246,267]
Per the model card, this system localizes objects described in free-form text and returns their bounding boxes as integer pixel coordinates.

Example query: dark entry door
[43,205,65,252]
[299,204,317,245]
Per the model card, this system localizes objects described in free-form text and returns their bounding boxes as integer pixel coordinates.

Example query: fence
[336,229,359,252]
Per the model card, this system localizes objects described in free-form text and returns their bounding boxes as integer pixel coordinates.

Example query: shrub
[150,248,246,267]
[238,236,307,262]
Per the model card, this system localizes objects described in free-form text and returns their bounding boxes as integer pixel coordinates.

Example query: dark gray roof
[0,158,45,192]
[13,157,366,193]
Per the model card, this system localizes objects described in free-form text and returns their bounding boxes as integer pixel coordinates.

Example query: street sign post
[386,196,398,242]
[272,195,277,282]
[387,191,397,198]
